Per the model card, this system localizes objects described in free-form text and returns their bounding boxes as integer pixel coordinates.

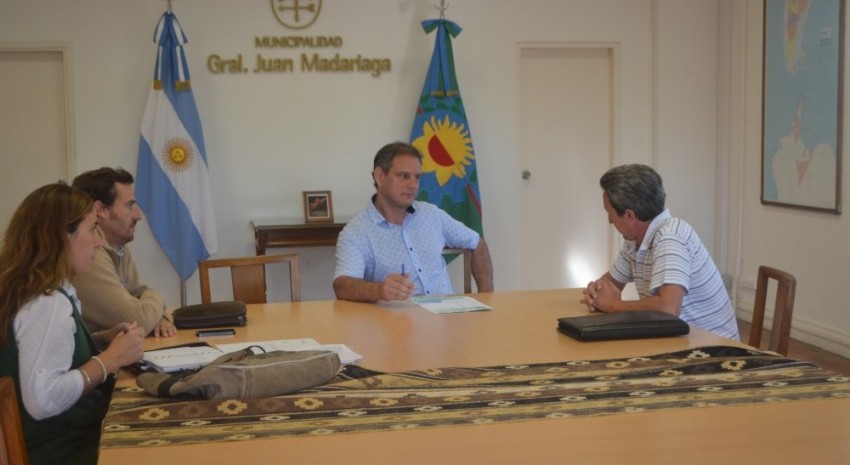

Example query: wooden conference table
[99,289,850,465]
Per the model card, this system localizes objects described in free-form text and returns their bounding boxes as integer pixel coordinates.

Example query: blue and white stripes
[137,11,218,281]
[152,13,190,88]
[611,210,739,340]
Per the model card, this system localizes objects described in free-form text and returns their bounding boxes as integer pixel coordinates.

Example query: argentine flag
[137,11,218,281]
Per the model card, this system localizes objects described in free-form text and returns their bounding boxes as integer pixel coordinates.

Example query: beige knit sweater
[72,227,166,335]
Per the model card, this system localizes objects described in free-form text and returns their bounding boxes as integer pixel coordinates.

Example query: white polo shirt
[610,210,740,340]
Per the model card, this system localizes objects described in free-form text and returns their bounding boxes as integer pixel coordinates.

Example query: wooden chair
[0,377,28,465]
[199,254,301,304]
[749,266,796,356]
[443,248,473,293]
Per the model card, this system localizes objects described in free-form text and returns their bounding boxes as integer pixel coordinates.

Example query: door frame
[0,41,76,180]
[515,41,623,275]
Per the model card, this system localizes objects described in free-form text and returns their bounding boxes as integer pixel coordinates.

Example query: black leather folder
[557,310,689,341]
[172,301,247,329]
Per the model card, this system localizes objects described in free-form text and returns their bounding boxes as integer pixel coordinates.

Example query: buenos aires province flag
[137,11,218,281]
[410,19,483,235]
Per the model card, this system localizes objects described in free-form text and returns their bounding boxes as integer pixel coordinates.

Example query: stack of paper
[142,343,223,373]
[217,339,363,365]
[141,338,363,373]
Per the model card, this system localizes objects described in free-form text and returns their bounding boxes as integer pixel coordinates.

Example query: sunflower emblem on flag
[412,115,475,187]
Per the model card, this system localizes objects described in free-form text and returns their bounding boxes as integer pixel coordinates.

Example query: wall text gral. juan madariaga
[207,53,391,77]
[207,36,392,77]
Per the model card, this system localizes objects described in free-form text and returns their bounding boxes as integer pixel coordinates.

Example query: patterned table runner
[101,345,850,448]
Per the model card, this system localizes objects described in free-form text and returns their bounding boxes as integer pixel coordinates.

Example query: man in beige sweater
[71,167,176,337]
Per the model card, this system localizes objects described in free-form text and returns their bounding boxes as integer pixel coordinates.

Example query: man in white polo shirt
[581,164,739,340]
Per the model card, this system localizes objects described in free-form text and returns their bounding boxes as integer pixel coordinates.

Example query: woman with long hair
[0,183,145,465]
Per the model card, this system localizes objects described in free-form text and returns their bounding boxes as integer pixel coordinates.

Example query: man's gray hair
[599,164,665,221]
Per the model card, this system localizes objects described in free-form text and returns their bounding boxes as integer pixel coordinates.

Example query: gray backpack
[136,347,340,399]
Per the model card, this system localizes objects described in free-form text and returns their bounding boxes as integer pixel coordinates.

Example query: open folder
[410,296,492,314]
[141,342,223,373]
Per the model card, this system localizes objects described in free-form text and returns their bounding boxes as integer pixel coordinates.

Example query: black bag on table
[557,310,689,341]
[172,301,247,329]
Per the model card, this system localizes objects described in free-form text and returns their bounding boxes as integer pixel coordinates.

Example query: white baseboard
[736,299,850,360]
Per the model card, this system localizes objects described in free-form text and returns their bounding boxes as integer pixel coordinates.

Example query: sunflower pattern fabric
[100,346,850,448]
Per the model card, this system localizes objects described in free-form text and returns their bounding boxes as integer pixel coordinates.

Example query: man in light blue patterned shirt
[580,164,739,340]
[333,142,493,302]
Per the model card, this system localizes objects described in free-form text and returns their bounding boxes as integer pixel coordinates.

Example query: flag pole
[181,279,187,307]
[167,0,172,13]
[436,0,447,19]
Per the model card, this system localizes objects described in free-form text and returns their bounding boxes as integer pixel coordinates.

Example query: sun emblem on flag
[412,115,475,187]
[161,137,194,173]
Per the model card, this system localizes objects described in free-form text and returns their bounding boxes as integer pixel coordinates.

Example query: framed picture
[303,190,333,223]
[761,0,843,213]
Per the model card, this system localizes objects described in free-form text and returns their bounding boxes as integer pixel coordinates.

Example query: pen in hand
[385,263,414,301]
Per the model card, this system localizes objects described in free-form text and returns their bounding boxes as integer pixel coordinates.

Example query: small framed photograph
[303,190,333,223]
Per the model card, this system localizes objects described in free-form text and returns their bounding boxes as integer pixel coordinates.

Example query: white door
[0,48,71,234]
[519,46,614,290]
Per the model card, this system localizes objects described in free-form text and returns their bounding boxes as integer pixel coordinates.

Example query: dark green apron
[0,288,113,465]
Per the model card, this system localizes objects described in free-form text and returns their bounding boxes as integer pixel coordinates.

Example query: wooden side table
[251,218,347,255]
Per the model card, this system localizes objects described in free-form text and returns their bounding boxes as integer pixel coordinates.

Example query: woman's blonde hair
[0,183,93,345]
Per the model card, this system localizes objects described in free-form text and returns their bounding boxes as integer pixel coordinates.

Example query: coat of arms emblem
[271,0,322,29]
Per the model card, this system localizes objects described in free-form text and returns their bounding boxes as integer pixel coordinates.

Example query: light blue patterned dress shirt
[334,199,480,296]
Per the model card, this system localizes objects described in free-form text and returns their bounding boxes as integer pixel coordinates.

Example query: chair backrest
[0,377,28,465]
[443,248,473,293]
[199,254,301,304]
[749,266,796,356]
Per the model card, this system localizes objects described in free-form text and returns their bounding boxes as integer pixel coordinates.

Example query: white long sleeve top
[13,284,85,420]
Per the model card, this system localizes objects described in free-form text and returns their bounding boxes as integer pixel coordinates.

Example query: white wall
[0,1,722,314]
[728,1,850,357]
[655,0,719,255]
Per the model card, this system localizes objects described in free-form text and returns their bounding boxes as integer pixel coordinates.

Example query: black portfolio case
[557,310,689,341]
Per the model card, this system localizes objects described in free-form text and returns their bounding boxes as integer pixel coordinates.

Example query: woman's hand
[99,322,145,372]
